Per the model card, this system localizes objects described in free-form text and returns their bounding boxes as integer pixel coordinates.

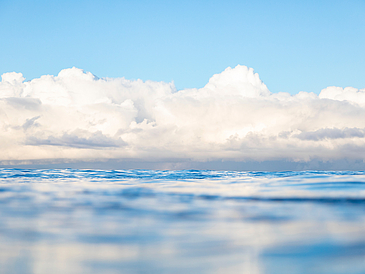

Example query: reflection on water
[0,169,365,273]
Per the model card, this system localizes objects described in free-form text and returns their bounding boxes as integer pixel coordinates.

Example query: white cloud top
[1,65,365,165]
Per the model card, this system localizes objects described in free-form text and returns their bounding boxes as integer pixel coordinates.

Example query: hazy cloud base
[1,65,365,170]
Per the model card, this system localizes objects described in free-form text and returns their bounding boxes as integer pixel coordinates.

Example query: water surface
[0,169,365,274]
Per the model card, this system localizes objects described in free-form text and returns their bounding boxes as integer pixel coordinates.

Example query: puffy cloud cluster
[1,65,365,166]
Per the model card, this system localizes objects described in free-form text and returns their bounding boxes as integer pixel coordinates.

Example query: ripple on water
[0,168,364,274]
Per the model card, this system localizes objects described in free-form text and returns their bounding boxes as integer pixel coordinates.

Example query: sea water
[0,169,364,274]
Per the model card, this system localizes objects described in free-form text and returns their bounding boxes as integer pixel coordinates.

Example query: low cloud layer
[1,65,365,167]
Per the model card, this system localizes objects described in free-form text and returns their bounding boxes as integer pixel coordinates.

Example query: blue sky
[1,0,365,170]
[1,0,364,94]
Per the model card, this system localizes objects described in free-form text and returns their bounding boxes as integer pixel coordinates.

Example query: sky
[1,1,365,170]
[1,0,365,94]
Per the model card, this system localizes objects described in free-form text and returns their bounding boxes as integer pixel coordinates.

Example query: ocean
[0,168,364,274]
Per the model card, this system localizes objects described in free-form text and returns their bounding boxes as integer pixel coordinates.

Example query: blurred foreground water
[0,168,365,274]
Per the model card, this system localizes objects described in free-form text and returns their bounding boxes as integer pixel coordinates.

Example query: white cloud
[319,86,365,105]
[1,65,365,166]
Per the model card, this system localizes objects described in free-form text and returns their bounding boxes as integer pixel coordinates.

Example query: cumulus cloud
[1,65,365,166]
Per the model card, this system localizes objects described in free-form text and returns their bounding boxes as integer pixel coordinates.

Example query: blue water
[0,169,365,274]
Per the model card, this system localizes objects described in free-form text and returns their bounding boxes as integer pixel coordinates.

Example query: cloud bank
[1,65,365,169]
